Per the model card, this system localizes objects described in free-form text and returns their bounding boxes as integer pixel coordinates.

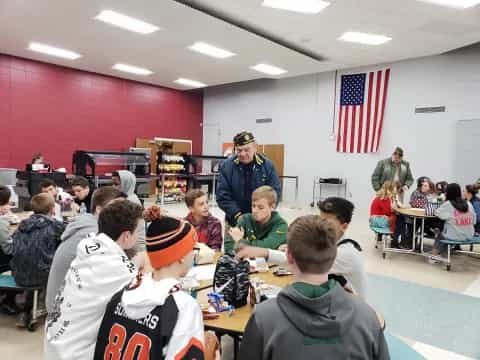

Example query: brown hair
[90,186,126,214]
[466,184,480,196]
[185,189,207,208]
[287,215,338,274]
[377,181,396,200]
[252,185,277,206]
[71,176,90,189]
[0,186,11,206]
[98,200,143,241]
[31,152,43,163]
[30,193,55,215]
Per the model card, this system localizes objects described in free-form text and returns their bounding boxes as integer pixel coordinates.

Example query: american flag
[336,69,390,153]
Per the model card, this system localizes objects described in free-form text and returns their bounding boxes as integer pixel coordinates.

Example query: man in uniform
[217,131,281,248]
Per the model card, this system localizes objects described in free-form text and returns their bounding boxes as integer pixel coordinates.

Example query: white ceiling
[1,0,479,90]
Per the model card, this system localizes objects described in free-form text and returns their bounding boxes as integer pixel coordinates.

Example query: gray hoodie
[0,216,12,255]
[46,213,97,313]
[240,284,389,360]
[435,201,476,241]
[116,170,146,258]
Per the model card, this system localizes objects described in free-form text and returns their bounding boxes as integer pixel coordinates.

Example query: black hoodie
[239,283,390,360]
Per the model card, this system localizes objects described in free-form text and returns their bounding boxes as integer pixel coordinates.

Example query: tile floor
[0,202,479,359]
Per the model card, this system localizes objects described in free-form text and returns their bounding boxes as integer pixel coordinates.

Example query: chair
[370,217,392,255]
[0,274,44,331]
[438,236,480,271]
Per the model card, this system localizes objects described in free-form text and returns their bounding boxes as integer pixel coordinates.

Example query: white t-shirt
[44,233,137,360]
[330,240,367,299]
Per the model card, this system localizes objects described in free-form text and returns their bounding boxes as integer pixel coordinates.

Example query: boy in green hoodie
[239,215,389,360]
[225,185,287,253]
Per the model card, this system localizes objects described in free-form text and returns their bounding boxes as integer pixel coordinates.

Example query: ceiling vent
[415,106,446,114]
[256,118,272,124]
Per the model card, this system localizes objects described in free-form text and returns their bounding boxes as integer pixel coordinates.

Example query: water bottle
[80,203,87,215]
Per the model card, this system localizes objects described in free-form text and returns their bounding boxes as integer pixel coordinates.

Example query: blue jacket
[471,197,480,233]
[11,214,65,287]
[217,153,281,226]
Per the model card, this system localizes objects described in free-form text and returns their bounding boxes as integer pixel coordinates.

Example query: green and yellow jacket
[224,211,287,253]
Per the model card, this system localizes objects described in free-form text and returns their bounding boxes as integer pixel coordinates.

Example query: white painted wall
[203,45,480,214]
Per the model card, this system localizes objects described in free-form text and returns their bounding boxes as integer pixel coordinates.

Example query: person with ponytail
[464,184,480,235]
[370,181,398,245]
[430,183,476,262]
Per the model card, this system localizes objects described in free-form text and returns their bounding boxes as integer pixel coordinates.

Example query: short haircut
[318,197,354,224]
[185,189,206,208]
[32,153,43,163]
[252,185,277,206]
[288,215,338,274]
[91,186,127,213]
[31,193,55,214]
[98,200,143,241]
[71,176,90,189]
[393,147,403,157]
[40,179,57,189]
[0,185,11,206]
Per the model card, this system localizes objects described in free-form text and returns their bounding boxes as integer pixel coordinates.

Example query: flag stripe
[343,106,349,152]
[363,72,374,153]
[371,70,382,152]
[357,104,364,153]
[336,105,343,152]
[350,104,356,153]
[375,68,390,152]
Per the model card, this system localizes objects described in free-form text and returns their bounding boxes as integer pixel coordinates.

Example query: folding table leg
[31,289,38,322]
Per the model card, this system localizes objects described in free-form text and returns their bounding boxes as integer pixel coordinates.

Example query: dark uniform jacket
[217,153,281,226]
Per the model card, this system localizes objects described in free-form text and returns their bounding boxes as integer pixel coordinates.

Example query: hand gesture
[236,246,268,260]
[228,227,245,242]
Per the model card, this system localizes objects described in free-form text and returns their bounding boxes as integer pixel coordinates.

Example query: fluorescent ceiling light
[418,0,480,8]
[174,78,207,88]
[28,42,81,60]
[339,32,392,45]
[250,63,287,75]
[188,42,235,59]
[262,0,330,14]
[95,10,159,34]
[112,63,152,76]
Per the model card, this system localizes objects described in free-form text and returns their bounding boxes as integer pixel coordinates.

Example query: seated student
[11,193,65,288]
[0,186,13,272]
[112,170,146,265]
[71,176,92,213]
[94,207,205,359]
[45,186,126,314]
[225,185,287,253]
[238,197,367,300]
[436,181,448,201]
[45,199,143,360]
[465,184,480,235]
[430,183,476,263]
[239,215,390,360]
[10,193,65,326]
[410,176,435,208]
[40,179,63,221]
[0,186,16,313]
[407,176,440,241]
[184,189,222,250]
[370,181,397,242]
